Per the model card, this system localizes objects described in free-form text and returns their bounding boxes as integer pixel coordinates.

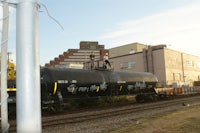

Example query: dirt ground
[104,105,200,133]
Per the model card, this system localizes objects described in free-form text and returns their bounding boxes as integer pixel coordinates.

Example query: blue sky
[1,0,200,66]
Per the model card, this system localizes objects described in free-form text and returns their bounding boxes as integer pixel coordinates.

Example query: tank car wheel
[158,92,167,100]
[152,95,158,102]
[148,94,158,102]
[135,94,145,103]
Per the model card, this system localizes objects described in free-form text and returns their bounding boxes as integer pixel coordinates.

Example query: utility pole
[16,0,41,132]
[0,0,9,132]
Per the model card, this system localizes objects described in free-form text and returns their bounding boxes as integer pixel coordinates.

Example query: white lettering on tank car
[58,80,68,84]
[117,81,126,84]
[71,80,77,83]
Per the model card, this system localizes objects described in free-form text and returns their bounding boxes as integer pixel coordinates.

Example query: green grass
[102,105,200,133]
[180,117,200,133]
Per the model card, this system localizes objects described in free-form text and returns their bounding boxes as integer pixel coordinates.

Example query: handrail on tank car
[83,60,114,71]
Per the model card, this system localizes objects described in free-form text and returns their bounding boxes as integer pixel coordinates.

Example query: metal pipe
[16,0,41,132]
[1,0,9,132]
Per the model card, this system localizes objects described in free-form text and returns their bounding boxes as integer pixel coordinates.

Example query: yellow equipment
[0,52,16,80]
[8,61,16,80]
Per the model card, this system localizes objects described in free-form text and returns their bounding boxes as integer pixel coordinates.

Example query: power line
[40,3,64,31]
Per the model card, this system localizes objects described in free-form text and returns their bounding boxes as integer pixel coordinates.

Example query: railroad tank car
[40,67,158,110]
[7,67,158,111]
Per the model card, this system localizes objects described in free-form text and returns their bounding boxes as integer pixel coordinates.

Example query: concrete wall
[163,48,200,86]
[110,52,145,72]
[109,42,147,58]
[152,48,166,86]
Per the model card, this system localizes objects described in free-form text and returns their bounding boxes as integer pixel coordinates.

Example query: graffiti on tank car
[135,82,146,89]
[90,85,99,91]
[67,84,77,93]
[127,85,134,90]
[100,82,107,91]
[78,87,89,92]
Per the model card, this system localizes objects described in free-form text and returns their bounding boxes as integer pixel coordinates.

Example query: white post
[16,0,41,132]
[1,0,9,132]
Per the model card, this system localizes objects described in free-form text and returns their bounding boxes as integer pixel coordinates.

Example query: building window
[120,61,136,69]
[173,73,181,80]
[90,46,96,50]
[197,62,200,68]
[186,60,193,67]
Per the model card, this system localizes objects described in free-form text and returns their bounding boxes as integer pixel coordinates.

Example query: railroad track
[8,95,200,132]
[43,95,200,126]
